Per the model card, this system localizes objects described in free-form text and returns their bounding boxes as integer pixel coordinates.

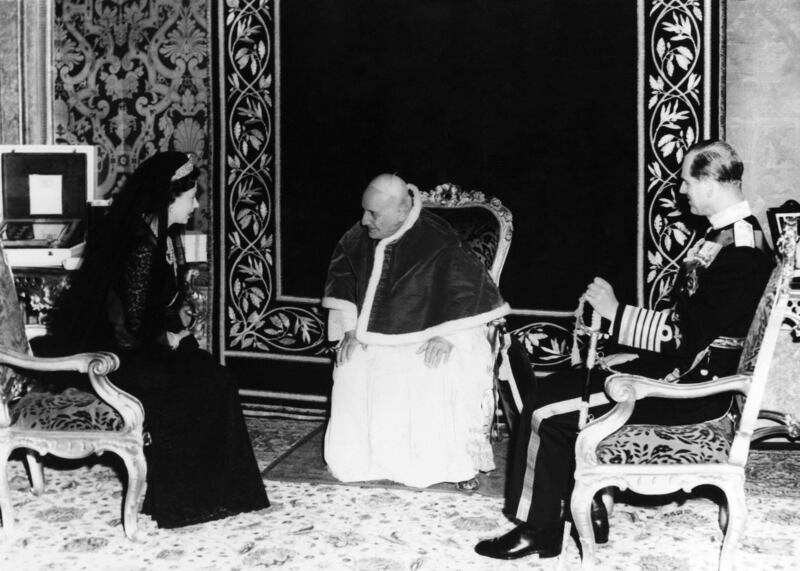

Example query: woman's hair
[686,140,743,185]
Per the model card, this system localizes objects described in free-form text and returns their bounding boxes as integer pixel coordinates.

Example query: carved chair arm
[0,347,117,373]
[604,373,752,402]
[183,267,208,330]
[486,317,507,342]
[0,347,144,430]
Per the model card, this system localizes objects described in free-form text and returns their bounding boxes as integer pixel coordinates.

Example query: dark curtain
[279,0,638,311]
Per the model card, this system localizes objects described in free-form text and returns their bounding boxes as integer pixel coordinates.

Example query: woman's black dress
[71,220,269,528]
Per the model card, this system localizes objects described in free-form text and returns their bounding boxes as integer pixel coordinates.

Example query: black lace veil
[50,151,199,355]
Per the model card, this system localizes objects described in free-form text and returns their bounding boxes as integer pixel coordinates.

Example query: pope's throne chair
[570,218,799,570]
[420,183,513,284]
[0,246,146,540]
[420,183,515,439]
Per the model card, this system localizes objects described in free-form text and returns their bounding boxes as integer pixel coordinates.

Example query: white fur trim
[357,303,510,346]
[355,187,423,342]
[327,308,357,342]
[321,297,358,314]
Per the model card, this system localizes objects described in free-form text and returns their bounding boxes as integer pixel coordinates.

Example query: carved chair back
[420,183,513,285]
[729,217,798,463]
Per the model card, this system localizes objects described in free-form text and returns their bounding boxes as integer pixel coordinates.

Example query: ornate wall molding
[52,0,211,234]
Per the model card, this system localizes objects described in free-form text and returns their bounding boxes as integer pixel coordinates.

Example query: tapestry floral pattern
[222,2,325,357]
[218,1,718,372]
[52,0,211,232]
[644,0,708,309]
[512,319,576,369]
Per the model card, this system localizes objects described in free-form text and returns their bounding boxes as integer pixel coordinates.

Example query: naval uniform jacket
[608,214,773,425]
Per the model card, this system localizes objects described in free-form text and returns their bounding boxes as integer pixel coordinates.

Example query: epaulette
[712,222,767,252]
[733,219,755,247]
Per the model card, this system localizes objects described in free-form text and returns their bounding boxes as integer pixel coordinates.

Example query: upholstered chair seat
[595,415,734,465]
[11,387,124,432]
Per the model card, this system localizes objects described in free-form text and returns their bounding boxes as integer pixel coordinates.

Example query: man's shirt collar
[708,200,751,230]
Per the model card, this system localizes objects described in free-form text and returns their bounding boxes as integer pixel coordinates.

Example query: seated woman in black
[50,151,269,528]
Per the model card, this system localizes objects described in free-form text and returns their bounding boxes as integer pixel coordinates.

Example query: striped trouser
[505,367,613,527]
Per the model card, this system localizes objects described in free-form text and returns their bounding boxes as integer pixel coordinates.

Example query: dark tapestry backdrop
[219,0,722,408]
[279,0,639,309]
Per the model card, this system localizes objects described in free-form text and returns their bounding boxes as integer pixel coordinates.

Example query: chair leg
[0,447,15,536]
[718,484,747,571]
[121,448,147,541]
[600,487,615,517]
[718,500,729,534]
[26,451,45,495]
[570,483,597,570]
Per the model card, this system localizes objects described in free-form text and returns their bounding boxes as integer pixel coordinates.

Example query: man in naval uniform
[322,173,510,489]
[475,140,774,560]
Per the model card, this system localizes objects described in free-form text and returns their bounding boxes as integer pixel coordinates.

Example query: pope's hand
[584,277,619,320]
[336,330,364,366]
[417,336,454,368]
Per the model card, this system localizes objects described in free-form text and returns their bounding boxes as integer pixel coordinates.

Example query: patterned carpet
[263,425,508,498]
[0,416,798,570]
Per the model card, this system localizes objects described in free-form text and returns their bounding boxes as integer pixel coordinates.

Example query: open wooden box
[0,144,96,267]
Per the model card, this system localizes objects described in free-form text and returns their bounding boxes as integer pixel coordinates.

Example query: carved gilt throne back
[420,183,513,284]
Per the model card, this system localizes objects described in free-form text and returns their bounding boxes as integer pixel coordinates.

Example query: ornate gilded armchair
[0,247,146,540]
[570,219,798,570]
[420,183,513,284]
[420,183,514,438]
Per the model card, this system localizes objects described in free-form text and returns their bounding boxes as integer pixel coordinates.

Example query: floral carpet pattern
[0,417,798,570]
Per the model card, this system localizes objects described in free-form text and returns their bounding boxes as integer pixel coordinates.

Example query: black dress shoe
[591,498,609,545]
[474,524,562,560]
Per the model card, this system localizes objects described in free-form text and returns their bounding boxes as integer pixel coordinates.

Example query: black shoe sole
[473,547,562,560]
